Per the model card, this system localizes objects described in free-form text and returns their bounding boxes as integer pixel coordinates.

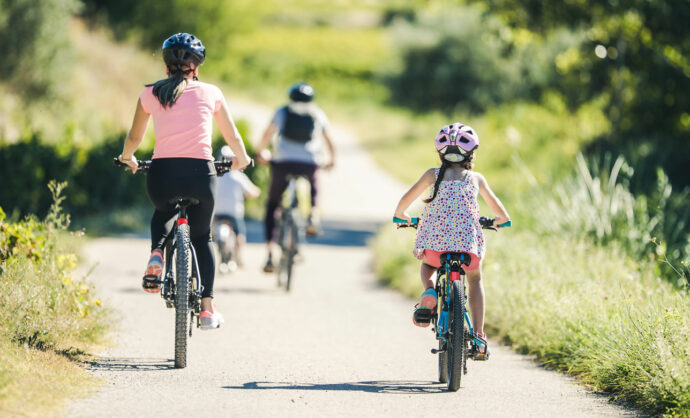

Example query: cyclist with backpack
[255,82,336,273]
[117,33,251,329]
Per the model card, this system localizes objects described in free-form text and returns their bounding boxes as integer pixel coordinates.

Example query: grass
[374,226,690,415]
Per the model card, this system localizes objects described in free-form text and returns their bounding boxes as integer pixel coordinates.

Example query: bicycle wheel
[447,280,466,391]
[438,340,448,383]
[284,217,298,292]
[174,223,191,369]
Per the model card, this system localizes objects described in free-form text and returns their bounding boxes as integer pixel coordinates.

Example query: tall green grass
[373,225,690,415]
[529,154,690,285]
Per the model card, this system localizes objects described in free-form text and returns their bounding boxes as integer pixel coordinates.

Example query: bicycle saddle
[168,197,200,207]
[439,252,472,269]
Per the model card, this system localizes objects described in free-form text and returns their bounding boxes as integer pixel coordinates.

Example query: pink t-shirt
[139,81,224,161]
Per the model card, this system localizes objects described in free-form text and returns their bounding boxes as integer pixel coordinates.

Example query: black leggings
[146,158,217,298]
[264,161,318,242]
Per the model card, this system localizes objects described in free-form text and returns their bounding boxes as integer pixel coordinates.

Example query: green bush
[0,134,150,220]
[0,119,255,224]
[0,182,106,350]
[385,5,581,113]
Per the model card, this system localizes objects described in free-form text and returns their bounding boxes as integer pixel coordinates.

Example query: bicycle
[114,158,232,368]
[276,175,306,292]
[213,215,238,273]
[394,215,511,391]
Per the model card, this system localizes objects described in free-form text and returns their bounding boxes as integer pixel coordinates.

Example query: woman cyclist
[118,33,251,329]
[393,123,510,358]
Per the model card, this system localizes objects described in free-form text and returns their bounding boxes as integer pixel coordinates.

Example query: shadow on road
[246,219,382,247]
[223,381,445,394]
[85,357,175,371]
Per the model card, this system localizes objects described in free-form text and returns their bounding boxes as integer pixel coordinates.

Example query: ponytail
[423,152,476,204]
[149,69,188,108]
[424,160,449,203]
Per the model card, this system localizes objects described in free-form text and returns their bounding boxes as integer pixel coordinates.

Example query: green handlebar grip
[393,216,419,224]
[497,220,512,227]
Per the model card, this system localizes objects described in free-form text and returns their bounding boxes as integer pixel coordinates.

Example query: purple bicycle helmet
[434,122,479,162]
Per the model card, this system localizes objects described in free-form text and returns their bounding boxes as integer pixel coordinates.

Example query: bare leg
[201,297,213,312]
[235,234,246,267]
[420,263,436,290]
[466,267,484,335]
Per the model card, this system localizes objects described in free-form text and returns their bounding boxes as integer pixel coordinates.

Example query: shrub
[0,181,106,350]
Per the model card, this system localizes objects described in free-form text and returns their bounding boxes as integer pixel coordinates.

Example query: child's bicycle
[114,158,232,368]
[213,215,238,273]
[276,175,305,291]
[394,215,511,391]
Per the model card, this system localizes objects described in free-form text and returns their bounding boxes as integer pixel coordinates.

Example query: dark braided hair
[148,49,202,108]
[424,153,475,203]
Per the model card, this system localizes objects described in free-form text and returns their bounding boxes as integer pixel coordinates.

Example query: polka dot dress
[414,168,485,258]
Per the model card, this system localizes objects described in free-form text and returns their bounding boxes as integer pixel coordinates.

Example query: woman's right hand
[118,154,139,174]
[230,153,252,171]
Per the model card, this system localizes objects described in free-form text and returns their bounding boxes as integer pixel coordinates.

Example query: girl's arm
[393,169,436,221]
[321,128,336,170]
[255,122,277,164]
[215,99,251,170]
[240,173,261,199]
[119,99,150,173]
[476,173,510,226]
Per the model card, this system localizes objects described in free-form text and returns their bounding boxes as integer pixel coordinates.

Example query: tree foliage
[469,0,690,188]
[81,0,260,57]
[0,0,80,99]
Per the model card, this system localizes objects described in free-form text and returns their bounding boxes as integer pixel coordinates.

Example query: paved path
[67,100,635,417]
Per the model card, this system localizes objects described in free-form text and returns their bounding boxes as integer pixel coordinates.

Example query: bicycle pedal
[431,348,446,354]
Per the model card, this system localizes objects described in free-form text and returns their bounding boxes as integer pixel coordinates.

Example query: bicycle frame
[161,203,203,322]
[434,253,474,346]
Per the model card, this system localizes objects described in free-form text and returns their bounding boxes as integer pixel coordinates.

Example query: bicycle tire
[276,212,290,288]
[285,216,298,292]
[438,340,448,383]
[174,223,191,369]
[447,280,466,391]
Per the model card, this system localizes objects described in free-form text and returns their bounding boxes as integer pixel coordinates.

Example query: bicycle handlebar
[393,216,511,230]
[113,158,233,176]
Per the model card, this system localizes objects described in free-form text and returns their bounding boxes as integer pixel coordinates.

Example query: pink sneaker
[142,249,164,293]
[412,288,437,327]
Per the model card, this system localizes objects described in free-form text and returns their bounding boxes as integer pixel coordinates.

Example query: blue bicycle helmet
[288,82,315,102]
[162,32,206,65]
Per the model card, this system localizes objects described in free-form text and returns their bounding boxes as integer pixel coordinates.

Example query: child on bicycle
[118,33,251,329]
[393,122,510,359]
[214,145,261,272]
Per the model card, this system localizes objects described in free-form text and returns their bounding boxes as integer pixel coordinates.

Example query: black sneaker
[263,258,274,273]
[306,216,321,237]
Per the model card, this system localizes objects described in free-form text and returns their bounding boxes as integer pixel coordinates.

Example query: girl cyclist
[118,33,251,329]
[393,123,510,358]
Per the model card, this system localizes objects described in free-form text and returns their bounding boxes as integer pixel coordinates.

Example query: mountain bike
[276,175,306,291]
[394,215,511,391]
[114,158,232,368]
